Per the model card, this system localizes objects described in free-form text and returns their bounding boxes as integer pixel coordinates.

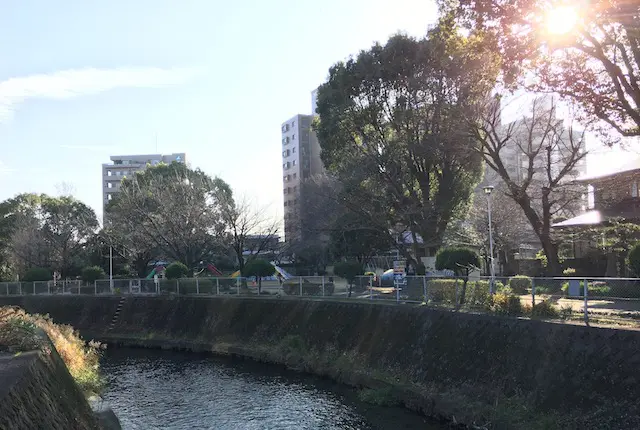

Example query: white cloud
[0,66,199,122]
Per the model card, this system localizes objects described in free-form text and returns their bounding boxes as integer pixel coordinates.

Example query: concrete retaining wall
[0,328,100,430]
[2,295,640,428]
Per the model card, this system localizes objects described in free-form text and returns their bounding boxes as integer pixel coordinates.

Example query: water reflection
[101,348,441,430]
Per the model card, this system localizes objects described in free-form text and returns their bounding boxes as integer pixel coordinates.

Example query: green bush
[490,288,523,316]
[561,281,611,297]
[529,300,559,318]
[628,243,640,276]
[426,279,504,307]
[435,247,480,276]
[81,266,106,284]
[165,262,190,279]
[282,280,335,296]
[508,275,532,294]
[23,267,51,282]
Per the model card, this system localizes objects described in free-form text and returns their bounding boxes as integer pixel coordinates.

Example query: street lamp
[483,186,496,294]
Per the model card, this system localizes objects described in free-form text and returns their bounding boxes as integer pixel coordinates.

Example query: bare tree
[468,95,588,274]
[219,195,280,273]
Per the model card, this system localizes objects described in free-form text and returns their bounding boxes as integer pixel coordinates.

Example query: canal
[100,348,443,429]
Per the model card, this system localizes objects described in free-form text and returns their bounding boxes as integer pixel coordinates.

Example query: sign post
[393,260,405,303]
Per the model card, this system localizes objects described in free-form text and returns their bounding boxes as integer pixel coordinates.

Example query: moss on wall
[2,296,640,429]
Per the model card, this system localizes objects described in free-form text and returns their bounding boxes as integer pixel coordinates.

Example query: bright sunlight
[545,5,579,35]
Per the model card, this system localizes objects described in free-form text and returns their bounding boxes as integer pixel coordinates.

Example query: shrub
[435,248,480,276]
[561,281,611,297]
[563,267,576,276]
[628,243,640,276]
[530,300,559,318]
[508,275,532,294]
[426,279,504,307]
[490,288,523,316]
[165,262,190,279]
[242,259,275,293]
[23,267,51,282]
[81,266,106,284]
[334,261,363,297]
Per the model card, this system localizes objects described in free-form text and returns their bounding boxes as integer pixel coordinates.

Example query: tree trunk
[540,236,562,276]
[258,277,262,294]
[348,282,353,298]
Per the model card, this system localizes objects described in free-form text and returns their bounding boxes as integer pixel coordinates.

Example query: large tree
[468,95,587,274]
[218,196,280,273]
[0,193,98,277]
[106,162,231,269]
[314,20,498,259]
[447,0,640,139]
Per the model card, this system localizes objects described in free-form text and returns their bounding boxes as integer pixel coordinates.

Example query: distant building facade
[102,153,185,221]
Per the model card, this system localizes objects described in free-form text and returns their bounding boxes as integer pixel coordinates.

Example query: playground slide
[145,266,165,280]
[272,265,293,280]
[206,264,223,276]
[231,270,241,278]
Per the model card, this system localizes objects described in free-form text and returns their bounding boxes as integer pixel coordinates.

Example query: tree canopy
[447,0,640,139]
[106,162,232,269]
[314,20,499,258]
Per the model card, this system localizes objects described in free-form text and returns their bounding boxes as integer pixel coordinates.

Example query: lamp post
[109,245,114,292]
[483,186,496,294]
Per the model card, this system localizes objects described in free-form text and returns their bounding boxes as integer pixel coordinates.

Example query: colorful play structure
[230,263,293,280]
[145,261,291,281]
[145,265,165,280]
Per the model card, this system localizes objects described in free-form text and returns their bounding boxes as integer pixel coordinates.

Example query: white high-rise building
[281,89,325,241]
[101,153,185,219]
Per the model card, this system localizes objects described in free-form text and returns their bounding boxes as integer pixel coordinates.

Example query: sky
[0,0,438,224]
[0,0,635,228]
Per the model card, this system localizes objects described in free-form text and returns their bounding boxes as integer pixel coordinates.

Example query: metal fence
[2,275,640,326]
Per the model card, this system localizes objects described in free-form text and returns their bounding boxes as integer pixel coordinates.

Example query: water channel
[100,348,443,430]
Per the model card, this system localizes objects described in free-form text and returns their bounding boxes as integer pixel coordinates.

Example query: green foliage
[242,259,275,279]
[314,20,497,252]
[22,267,51,282]
[435,247,480,276]
[563,267,576,276]
[81,266,106,283]
[528,300,560,319]
[333,261,364,284]
[427,279,504,307]
[561,281,611,297]
[628,243,640,276]
[106,162,234,269]
[490,288,523,316]
[508,275,532,294]
[165,262,190,279]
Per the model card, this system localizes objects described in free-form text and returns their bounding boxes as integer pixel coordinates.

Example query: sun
[545,5,579,35]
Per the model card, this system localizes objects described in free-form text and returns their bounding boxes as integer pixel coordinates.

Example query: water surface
[101,348,443,430]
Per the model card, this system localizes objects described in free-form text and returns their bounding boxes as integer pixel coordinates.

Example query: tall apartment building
[281,107,324,241]
[102,153,186,217]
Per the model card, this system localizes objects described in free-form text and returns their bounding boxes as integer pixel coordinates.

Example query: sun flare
[546,5,579,35]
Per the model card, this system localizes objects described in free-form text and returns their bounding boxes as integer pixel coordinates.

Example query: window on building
[293,199,298,205]
[292,120,295,127]
[292,173,297,179]
[283,201,288,207]
[293,186,297,192]
[287,187,291,193]
[286,136,290,144]
[107,170,112,176]
[292,134,295,140]
[283,188,287,194]
[292,160,296,166]
[107,194,112,200]
[292,147,296,153]
[107,182,112,188]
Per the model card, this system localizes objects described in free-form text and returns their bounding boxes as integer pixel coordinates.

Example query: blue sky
[0,0,438,223]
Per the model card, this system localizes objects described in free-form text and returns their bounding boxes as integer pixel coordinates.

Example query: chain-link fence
[2,275,640,326]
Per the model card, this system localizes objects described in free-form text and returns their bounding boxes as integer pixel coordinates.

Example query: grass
[0,306,105,395]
